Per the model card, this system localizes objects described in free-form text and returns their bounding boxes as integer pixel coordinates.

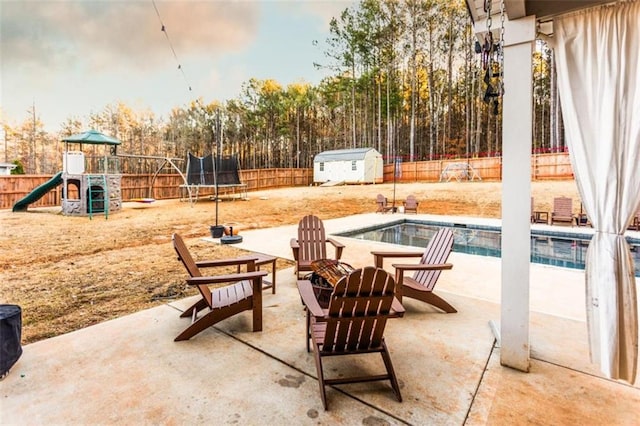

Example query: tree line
[1,0,561,175]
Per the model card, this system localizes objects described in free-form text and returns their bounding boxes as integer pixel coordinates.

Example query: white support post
[499,15,536,372]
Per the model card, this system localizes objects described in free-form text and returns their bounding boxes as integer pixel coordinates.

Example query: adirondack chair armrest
[186,270,267,286]
[290,238,300,261]
[297,280,325,318]
[392,263,453,287]
[196,257,258,269]
[392,263,453,271]
[326,238,344,248]
[326,238,345,260]
[371,251,423,268]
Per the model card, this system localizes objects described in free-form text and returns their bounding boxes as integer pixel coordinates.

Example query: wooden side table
[238,254,277,294]
[531,211,549,224]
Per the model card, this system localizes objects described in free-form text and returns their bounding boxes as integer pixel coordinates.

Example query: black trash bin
[0,304,22,379]
[210,225,225,238]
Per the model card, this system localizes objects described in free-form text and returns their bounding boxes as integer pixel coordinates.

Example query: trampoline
[180,153,248,203]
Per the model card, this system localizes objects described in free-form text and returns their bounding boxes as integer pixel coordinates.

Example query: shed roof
[314,147,379,162]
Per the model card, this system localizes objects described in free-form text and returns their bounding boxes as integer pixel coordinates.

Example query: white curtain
[553,0,640,383]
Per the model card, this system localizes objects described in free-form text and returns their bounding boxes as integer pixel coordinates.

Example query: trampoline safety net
[186,153,242,186]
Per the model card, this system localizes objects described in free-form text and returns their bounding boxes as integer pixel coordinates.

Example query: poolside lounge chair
[403,195,419,214]
[550,196,575,226]
[297,267,404,410]
[531,197,548,224]
[371,228,456,313]
[172,233,267,341]
[376,194,394,213]
[290,215,345,279]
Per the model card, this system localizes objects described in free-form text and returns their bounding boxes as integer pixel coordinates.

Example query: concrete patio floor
[2,213,639,425]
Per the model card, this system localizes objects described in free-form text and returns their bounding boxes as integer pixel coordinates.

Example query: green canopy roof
[62,130,121,146]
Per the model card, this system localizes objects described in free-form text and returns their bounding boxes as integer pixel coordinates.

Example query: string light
[151,1,212,128]
[151,0,193,93]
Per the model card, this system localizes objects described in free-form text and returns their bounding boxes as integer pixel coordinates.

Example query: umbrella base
[221,235,243,244]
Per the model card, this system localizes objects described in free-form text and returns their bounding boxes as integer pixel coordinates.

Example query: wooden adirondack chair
[376,194,394,213]
[403,195,419,214]
[172,233,267,341]
[290,215,345,278]
[371,228,456,313]
[297,267,405,410]
[551,196,575,226]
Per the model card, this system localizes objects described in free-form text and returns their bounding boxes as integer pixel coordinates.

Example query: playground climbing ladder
[87,175,108,219]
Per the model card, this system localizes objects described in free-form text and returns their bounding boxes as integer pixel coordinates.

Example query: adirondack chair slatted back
[414,228,454,291]
[553,197,573,218]
[376,194,390,212]
[298,215,327,263]
[172,233,212,306]
[403,195,418,213]
[322,267,395,353]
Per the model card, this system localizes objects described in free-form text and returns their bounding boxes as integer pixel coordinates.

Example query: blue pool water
[339,220,640,276]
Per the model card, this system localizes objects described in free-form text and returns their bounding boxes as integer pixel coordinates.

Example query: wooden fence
[0,168,313,210]
[383,152,573,182]
[0,153,574,210]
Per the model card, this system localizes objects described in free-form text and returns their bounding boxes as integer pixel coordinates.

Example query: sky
[0,0,355,132]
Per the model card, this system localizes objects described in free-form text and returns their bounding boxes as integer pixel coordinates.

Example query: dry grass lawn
[0,180,580,344]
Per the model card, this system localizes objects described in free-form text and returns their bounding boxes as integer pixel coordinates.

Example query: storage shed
[0,162,16,176]
[313,148,383,184]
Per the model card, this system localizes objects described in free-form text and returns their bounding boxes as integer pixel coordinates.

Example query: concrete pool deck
[2,213,639,424]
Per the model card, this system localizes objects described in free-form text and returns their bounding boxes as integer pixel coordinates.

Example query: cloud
[1,1,353,130]
[290,0,356,29]
[209,62,249,100]
[1,1,259,74]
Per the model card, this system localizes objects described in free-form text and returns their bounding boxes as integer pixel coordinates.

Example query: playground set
[60,131,123,218]
[12,130,123,218]
[12,130,247,226]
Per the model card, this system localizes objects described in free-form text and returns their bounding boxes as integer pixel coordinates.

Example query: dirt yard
[0,180,580,344]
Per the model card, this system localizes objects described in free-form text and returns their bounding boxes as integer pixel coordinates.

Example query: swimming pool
[338,220,640,276]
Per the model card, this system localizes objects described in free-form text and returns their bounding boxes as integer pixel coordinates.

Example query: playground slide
[12,171,63,212]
